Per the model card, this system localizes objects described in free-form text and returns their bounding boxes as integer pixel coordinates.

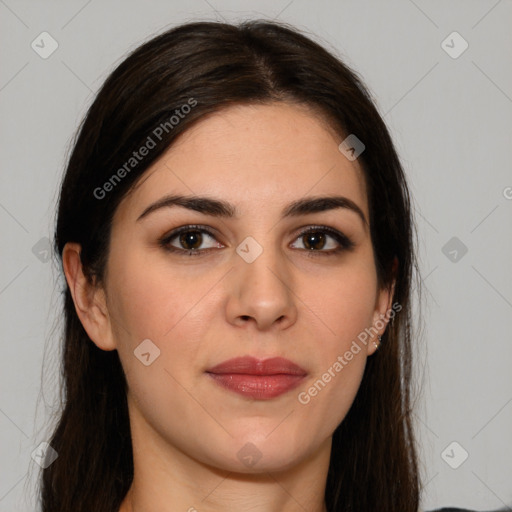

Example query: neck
[121,475,329,512]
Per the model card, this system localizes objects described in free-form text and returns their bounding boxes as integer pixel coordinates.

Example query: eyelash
[158,224,355,258]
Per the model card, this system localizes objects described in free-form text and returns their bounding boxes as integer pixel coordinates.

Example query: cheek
[293,257,377,427]
[106,247,213,343]
[106,249,224,397]
[107,253,216,443]
[307,255,378,349]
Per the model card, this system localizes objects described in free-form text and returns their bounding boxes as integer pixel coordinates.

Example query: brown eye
[291,226,355,256]
[159,224,354,257]
[178,230,204,250]
[159,225,223,256]
[302,231,327,251]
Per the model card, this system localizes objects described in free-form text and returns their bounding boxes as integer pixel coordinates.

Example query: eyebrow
[136,194,368,229]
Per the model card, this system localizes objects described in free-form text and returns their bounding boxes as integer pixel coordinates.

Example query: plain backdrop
[1,1,511,511]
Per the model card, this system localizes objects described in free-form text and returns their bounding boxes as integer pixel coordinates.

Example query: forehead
[116,102,368,223]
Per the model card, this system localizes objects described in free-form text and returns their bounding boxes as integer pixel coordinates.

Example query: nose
[225,240,298,332]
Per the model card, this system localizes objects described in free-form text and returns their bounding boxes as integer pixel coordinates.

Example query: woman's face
[77,102,394,473]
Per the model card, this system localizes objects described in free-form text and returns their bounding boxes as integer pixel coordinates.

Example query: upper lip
[206,356,307,376]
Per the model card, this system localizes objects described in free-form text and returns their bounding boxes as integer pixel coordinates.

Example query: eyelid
[293,224,355,250]
[158,224,221,251]
[158,223,355,256]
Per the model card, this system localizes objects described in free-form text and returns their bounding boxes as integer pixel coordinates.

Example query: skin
[63,102,395,512]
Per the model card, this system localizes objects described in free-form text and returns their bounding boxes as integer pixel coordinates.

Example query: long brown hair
[42,19,421,511]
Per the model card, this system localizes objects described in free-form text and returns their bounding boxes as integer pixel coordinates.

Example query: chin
[229,434,312,474]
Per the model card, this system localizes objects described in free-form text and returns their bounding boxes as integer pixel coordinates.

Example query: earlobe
[368,257,399,356]
[62,242,116,351]
[367,293,391,356]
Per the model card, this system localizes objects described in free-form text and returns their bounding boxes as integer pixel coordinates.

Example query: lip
[206,356,307,400]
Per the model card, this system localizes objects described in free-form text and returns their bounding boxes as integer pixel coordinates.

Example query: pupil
[180,231,202,250]
[305,232,325,250]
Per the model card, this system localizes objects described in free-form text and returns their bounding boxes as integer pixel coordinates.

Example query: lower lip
[207,373,306,400]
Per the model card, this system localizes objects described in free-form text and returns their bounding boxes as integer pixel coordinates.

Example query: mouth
[205,356,307,400]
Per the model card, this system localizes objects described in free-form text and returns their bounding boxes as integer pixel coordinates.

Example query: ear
[62,242,116,351]
[367,256,399,356]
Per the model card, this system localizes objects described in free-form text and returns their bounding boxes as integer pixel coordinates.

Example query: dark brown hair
[42,19,421,512]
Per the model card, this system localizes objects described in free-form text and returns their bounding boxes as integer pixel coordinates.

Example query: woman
[40,19,473,512]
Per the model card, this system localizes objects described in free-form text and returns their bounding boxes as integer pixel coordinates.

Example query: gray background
[1,1,511,510]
